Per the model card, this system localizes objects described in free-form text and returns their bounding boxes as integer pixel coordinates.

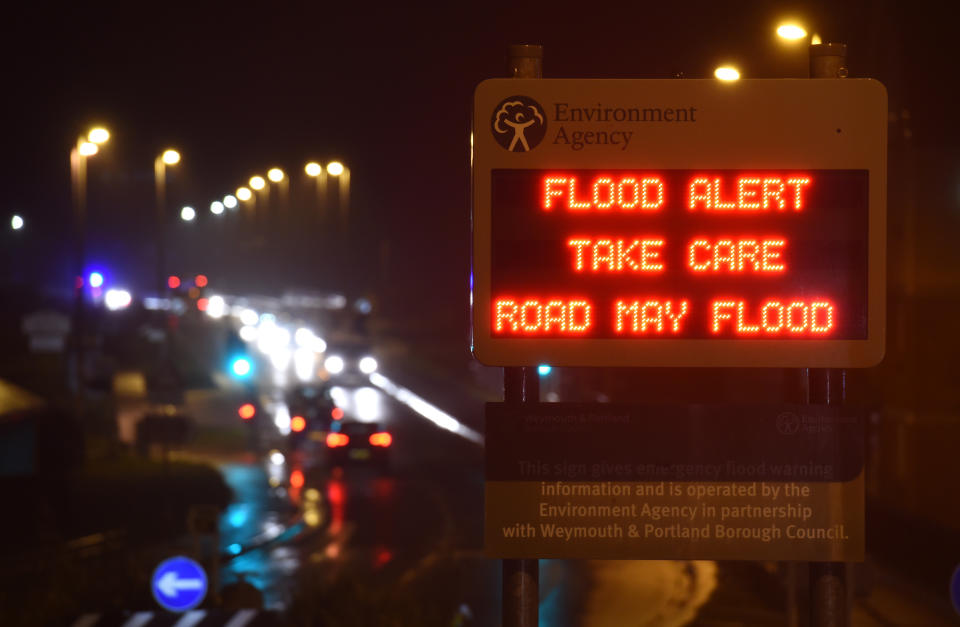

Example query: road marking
[172,610,208,627]
[121,612,154,627]
[224,609,259,627]
[368,373,483,444]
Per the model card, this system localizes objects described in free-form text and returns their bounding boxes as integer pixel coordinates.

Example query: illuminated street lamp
[11,214,24,231]
[249,175,266,191]
[154,148,181,294]
[181,206,196,221]
[88,127,110,144]
[305,161,328,219]
[237,187,252,202]
[268,167,284,182]
[70,125,110,410]
[223,194,238,209]
[714,66,741,81]
[327,161,350,230]
[776,22,807,41]
[210,200,225,215]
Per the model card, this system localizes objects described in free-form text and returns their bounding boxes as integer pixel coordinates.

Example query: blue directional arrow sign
[151,556,208,612]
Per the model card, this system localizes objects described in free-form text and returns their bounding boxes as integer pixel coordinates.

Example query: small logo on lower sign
[492,96,547,152]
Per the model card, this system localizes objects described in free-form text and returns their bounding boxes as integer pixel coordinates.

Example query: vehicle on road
[325,421,392,471]
[322,340,378,385]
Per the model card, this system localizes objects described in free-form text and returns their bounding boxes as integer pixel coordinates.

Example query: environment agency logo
[491,96,546,152]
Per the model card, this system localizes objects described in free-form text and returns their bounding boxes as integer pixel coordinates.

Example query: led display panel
[473,79,886,367]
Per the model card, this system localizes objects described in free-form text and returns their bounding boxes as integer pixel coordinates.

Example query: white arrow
[158,571,204,598]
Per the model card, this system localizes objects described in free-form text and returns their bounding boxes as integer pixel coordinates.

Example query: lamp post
[70,126,109,408]
[155,149,180,295]
[267,167,288,226]
[775,20,812,77]
[305,161,327,223]
[326,161,350,231]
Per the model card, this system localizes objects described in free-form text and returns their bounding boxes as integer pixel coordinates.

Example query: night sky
[2,1,957,340]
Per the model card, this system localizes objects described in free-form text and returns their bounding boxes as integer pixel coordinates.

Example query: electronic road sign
[472,79,886,367]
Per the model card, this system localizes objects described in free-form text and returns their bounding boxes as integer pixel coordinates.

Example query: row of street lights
[178,160,350,225]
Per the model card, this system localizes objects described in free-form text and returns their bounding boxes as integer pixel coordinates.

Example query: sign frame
[471,78,887,367]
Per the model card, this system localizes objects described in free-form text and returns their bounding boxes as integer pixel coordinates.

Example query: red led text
[688,176,811,211]
[688,238,786,273]
[711,300,836,336]
[494,298,593,335]
[615,299,690,334]
[568,237,665,273]
[543,176,665,211]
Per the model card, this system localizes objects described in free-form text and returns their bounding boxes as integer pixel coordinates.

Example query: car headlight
[324,355,345,374]
[358,356,378,374]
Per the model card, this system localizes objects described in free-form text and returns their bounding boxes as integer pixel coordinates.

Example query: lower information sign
[485,403,863,561]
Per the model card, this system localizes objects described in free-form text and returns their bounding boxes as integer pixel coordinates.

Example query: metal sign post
[808,41,851,627]
[501,41,543,627]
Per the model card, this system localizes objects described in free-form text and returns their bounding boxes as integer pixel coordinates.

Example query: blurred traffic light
[538,364,552,376]
[168,275,181,289]
[195,274,208,287]
[238,403,256,420]
[331,407,344,421]
[88,272,104,288]
[291,415,306,432]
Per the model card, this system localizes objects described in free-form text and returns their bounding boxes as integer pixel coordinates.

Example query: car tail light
[291,415,306,432]
[331,407,344,420]
[326,432,349,448]
[369,432,392,447]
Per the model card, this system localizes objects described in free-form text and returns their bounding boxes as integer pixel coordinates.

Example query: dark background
[1,0,957,345]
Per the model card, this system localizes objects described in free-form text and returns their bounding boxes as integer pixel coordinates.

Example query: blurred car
[322,340,379,385]
[325,421,392,471]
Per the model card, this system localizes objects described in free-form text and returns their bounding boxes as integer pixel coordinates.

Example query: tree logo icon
[491,96,547,152]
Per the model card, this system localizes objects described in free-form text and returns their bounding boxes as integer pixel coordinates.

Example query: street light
[155,148,181,294]
[223,195,238,209]
[237,187,252,201]
[210,200,225,215]
[776,23,807,41]
[327,161,350,229]
[304,161,328,221]
[249,175,266,191]
[714,66,741,81]
[11,215,23,231]
[70,125,110,411]
[181,206,196,221]
[88,127,110,144]
[268,168,284,182]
